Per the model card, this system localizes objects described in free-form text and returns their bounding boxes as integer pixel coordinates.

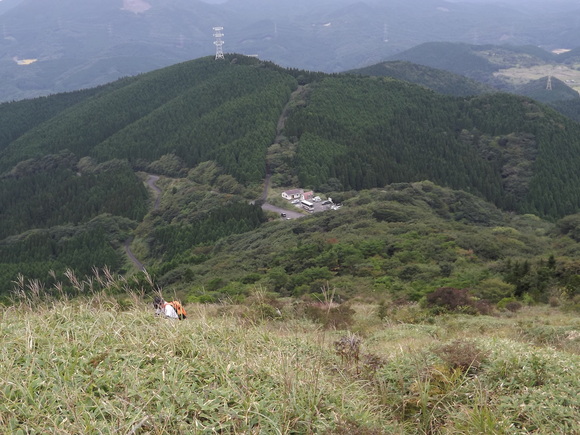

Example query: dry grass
[0,296,578,434]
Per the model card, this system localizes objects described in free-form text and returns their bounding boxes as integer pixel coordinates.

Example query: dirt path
[260,86,306,219]
[274,85,304,143]
[125,174,162,271]
[124,238,145,271]
[147,174,162,210]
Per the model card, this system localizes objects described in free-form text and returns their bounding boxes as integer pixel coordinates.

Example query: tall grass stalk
[0,296,578,433]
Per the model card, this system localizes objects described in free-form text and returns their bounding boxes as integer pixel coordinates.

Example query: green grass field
[1,291,578,434]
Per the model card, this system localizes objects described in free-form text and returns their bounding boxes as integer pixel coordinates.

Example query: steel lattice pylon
[213,27,225,60]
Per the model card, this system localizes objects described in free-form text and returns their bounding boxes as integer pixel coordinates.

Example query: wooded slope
[3,54,580,297]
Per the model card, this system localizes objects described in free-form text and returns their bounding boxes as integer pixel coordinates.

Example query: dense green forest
[142,181,579,310]
[4,55,580,218]
[285,76,580,217]
[513,76,580,122]
[384,42,580,122]
[0,214,134,296]
[0,153,148,238]
[0,57,297,185]
[349,60,580,123]
[349,60,496,97]
[2,54,580,305]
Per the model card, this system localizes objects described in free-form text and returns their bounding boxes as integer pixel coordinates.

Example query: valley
[1,6,580,430]
[495,64,580,93]
[3,55,580,303]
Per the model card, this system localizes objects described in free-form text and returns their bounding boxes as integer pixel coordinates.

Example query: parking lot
[291,199,339,214]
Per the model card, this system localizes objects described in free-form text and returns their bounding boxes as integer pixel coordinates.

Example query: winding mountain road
[147,175,162,210]
[125,88,306,270]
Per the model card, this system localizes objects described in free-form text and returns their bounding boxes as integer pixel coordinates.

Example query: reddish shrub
[505,301,523,312]
[426,287,473,311]
[304,303,355,329]
[434,340,487,373]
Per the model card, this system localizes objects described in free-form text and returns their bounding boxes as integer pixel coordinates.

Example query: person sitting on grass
[153,296,187,320]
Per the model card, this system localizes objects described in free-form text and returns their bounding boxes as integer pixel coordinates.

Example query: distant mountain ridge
[386,42,580,121]
[2,0,580,101]
[348,60,496,97]
[387,42,556,88]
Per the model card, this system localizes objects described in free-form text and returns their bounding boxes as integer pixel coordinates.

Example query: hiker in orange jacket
[153,296,180,319]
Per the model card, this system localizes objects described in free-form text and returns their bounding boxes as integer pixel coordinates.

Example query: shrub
[556,213,580,241]
[376,300,389,321]
[561,294,580,313]
[426,287,482,314]
[434,340,488,373]
[241,273,262,284]
[334,333,362,366]
[472,278,515,303]
[472,299,494,315]
[304,303,355,330]
[505,301,523,312]
[497,297,523,312]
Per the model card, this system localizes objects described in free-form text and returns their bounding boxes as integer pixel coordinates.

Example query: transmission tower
[213,27,225,60]
[546,75,553,91]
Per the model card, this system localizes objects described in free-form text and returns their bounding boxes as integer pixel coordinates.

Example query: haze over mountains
[2,0,580,101]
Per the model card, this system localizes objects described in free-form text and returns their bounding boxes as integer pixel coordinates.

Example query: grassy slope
[1,296,578,433]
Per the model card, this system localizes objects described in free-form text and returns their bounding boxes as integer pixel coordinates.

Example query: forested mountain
[386,42,580,121]
[0,56,297,180]
[348,60,495,97]
[5,55,580,217]
[2,0,580,102]
[514,76,580,103]
[387,42,558,89]
[286,75,580,218]
[2,54,580,301]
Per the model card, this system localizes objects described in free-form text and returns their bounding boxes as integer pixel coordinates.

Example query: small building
[282,189,304,201]
[302,191,314,201]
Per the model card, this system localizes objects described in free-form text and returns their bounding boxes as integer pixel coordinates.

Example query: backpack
[167,301,187,320]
